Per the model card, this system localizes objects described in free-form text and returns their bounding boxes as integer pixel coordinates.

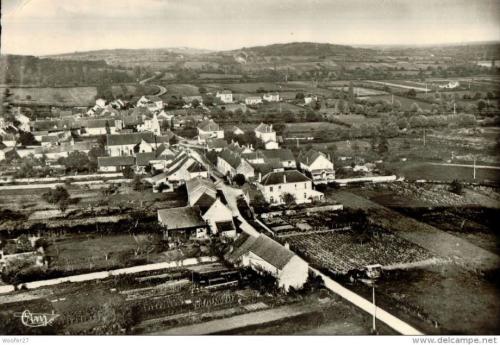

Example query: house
[80,119,116,136]
[114,114,144,132]
[226,233,309,291]
[0,134,17,147]
[263,93,280,102]
[439,81,460,89]
[256,170,324,205]
[150,153,207,192]
[217,149,255,180]
[157,206,209,239]
[200,198,236,237]
[97,156,135,173]
[245,96,262,105]
[232,126,245,135]
[137,113,161,136]
[254,123,276,143]
[205,138,228,152]
[106,132,155,156]
[186,177,217,206]
[297,149,335,184]
[95,98,107,108]
[304,95,318,105]
[41,135,60,147]
[247,149,296,169]
[197,119,224,143]
[14,112,31,132]
[215,90,233,104]
[137,95,163,112]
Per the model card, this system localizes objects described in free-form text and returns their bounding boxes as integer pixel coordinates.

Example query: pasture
[2,87,97,106]
[361,94,433,110]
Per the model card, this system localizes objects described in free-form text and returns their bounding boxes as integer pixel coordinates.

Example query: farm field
[331,114,381,127]
[286,231,433,274]
[161,83,200,96]
[329,86,387,96]
[1,87,97,106]
[350,264,500,335]
[199,73,242,80]
[361,94,433,110]
[384,161,500,182]
[110,84,158,98]
[365,80,430,92]
[285,122,345,136]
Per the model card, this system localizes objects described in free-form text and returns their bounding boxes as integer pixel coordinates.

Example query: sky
[2,0,500,56]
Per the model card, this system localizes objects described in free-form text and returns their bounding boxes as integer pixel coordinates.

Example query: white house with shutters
[297,149,335,184]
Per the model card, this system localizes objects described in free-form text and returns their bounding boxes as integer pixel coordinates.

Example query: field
[199,73,242,80]
[161,83,200,96]
[1,86,97,106]
[110,84,158,98]
[384,162,500,182]
[287,231,433,274]
[330,114,381,127]
[360,94,433,110]
[329,86,387,96]
[285,122,345,137]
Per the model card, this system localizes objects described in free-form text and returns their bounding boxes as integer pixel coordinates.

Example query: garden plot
[287,230,434,274]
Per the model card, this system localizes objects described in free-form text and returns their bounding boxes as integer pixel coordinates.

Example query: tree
[348,81,355,104]
[132,175,144,191]
[233,173,246,186]
[87,146,106,172]
[282,192,296,205]
[122,166,135,179]
[17,131,38,146]
[42,186,70,212]
[407,88,417,98]
[191,98,200,108]
[449,179,463,195]
[62,151,90,173]
[295,92,305,100]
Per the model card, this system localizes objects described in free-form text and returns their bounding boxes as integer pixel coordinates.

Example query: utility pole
[423,128,426,146]
[473,156,476,180]
[453,103,456,116]
[372,284,377,334]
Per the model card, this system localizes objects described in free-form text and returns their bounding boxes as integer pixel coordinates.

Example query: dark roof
[226,234,295,270]
[187,161,207,173]
[32,119,79,131]
[251,160,282,175]
[98,156,135,167]
[193,193,217,214]
[157,206,206,229]
[106,132,154,146]
[80,118,115,128]
[216,221,236,232]
[135,152,157,166]
[218,149,242,169]
[206,138,228,149]
[259,170,310,186]
[197,119,220,132]
[261,149,295,162]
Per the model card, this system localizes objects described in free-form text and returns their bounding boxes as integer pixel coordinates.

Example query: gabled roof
[187,161,207,173]
[260,149,295,162]
[255,123,274,133]
[218,149,243,169]
[193,193,217,214]
[98,156,135,167]
[106,132,154,146]
[206,138,228,149]
[250,160,283,176]
[80,118,115,129]
[197,119,220,132]
[259,170,310,186]
[216,221,236,233]
[186,177,217,206]
[135,152,157,166]
[297,149,330,166]
[226,234,295,270]
[157,206,206,229]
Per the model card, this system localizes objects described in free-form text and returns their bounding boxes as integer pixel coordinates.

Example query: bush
[449,179,463,195]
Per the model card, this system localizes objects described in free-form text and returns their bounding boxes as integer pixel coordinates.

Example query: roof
[259,170,310,186]
[187,161,207,173]
[251,160,282,175]
[41,135,59,143]
[227,234,295,270]
[297,149,329,166]
[261,149,295,162]
[218,149,243,169]
[80,118,115,128]
[193,193,217,213]
[206,138,228,149]
[216,221,236,233]
[157,206,206,229]
[98,156,135,167]
[32,119,79,131]
[135,152,157,166]
[217,90,232,95]
[197,119,220,132]
[255,123,274,133]
[106,132,154,146]
[186,177,217,206]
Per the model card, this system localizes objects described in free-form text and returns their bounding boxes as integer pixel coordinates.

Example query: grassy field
[331,114,381,126]
[385,162,500,182]
[198,73,242,80]
[1,86,97,106]
[162,83,200,96]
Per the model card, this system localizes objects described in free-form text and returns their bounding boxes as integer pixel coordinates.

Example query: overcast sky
[2,0,500,56]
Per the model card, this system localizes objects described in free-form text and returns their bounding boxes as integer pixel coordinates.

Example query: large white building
[256,170,324,205]
[106,132,155,157]
[197,119,224,143]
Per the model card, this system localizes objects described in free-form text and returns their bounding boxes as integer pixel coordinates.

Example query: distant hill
[229,42,375,57]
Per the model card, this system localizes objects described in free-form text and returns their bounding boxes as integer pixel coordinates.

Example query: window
[278,186,281,191]
[304,183,307,189]
[269,187,273,192]
[304,193,307,199]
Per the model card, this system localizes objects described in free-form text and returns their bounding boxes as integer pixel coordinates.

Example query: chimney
[284,242,290,249]
[270,124,273,132]
[258,172,262,182]
[283,173,287,184]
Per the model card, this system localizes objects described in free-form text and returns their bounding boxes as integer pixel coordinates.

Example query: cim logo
[14,310,60,328]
